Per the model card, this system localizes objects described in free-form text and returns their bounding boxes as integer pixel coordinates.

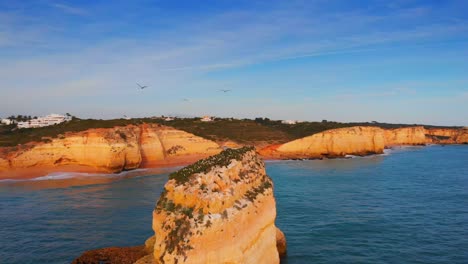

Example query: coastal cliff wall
[453,129,468,144]
[425,128,468,144]
[139,124,222,167]
[150,147,281,263]
[260,126,468,160]
[0,124,221,178]
[384,126,427,146]
[260,126,386,159]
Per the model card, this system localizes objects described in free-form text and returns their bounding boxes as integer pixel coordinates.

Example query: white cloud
[0,1,467,124]
[50,3,88,16]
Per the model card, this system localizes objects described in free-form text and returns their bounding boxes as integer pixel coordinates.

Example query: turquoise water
[1,145,467,263]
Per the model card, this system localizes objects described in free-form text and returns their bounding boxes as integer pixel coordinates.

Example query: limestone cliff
[259,126,468,160]
[425,128,468,144]
[384,126,426,146]
[0,124,221,178]
[453,129,468,144]
[150,147,281,264]
[139,124,222,167]
[260,126,386,159]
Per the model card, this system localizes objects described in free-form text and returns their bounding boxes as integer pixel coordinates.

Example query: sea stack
[149,146,283,263]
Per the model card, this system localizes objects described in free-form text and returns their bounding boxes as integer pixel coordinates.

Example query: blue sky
[1,0,467,125]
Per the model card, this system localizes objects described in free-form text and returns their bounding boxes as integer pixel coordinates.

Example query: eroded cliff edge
[72,147,286,264]
[0,124,222,179]
[2,123,466,178]
[259,126,468,159]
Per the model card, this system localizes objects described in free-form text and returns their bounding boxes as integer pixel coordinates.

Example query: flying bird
[219,89,231,93]
[136,83,148,89]
[182,98,190,102]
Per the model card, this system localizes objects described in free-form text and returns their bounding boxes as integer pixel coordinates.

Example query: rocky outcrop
[453,129,468,144]
[150,147,282,263]
[384,126,426,146]
[73,147,286,264]
[425,128,468,144]
[72,246,148,264]
[259,126,386,159]
[0,124,222,179]
[276,228,287,258]
[259,126,468,160]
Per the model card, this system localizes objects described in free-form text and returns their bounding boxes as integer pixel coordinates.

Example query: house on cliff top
[200,116,213,122]
[17,114,72,129]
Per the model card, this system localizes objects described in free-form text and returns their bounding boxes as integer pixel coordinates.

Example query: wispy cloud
[50,3,88,16]
[0,1,467,124]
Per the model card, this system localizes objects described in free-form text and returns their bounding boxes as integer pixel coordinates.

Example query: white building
[281,120,297,125]
[281,120,304,125]
[164,117,175,121]
[200,116,213,122]
[17,114,72,129]
[1,119,15,125]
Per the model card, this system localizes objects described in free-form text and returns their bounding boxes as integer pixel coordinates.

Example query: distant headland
[1,115,467,179]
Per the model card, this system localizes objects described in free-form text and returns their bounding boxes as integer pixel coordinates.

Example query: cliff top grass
[0,117,161,147]
[155,118,462,145]
[168,146,255,184]
[0,116,462,147]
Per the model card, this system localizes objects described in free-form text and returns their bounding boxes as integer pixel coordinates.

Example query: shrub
[168,146,254,184]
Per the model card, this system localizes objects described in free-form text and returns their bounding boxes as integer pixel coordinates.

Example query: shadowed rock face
[72,246,147,264]
[151,147,282,264]
[0,124,222,178]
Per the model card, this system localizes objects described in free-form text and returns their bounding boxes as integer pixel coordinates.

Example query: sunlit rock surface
[259,126,386,159]
[0,124,221,179]
[150,147,282,264]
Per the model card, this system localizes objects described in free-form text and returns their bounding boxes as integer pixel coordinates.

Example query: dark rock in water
[71,245,146,264]
[276,227,287,257]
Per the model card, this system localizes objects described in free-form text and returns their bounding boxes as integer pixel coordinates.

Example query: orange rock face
[0,124,222,179]
[384,126,427,146]
[276,227,287,257]
[425,128,468,144]
[260,126,386,159]
[139,124,222,167]
[151,147,282,264]
[453,129,468,144]
[259,126,468,160]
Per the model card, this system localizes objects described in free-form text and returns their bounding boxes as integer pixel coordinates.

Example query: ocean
[1,145,467,263]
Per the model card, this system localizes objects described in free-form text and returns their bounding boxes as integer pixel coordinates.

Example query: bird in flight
[219,89,231,93]
[182,98,190,102]
[136,83,148,89]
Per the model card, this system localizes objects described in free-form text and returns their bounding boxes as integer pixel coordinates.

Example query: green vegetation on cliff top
[0,117,461,147]
[0,117,158,147]
[168,146,255,184]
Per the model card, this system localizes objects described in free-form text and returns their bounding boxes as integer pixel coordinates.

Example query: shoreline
[0,154,213,181]
[2,144,464,182]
